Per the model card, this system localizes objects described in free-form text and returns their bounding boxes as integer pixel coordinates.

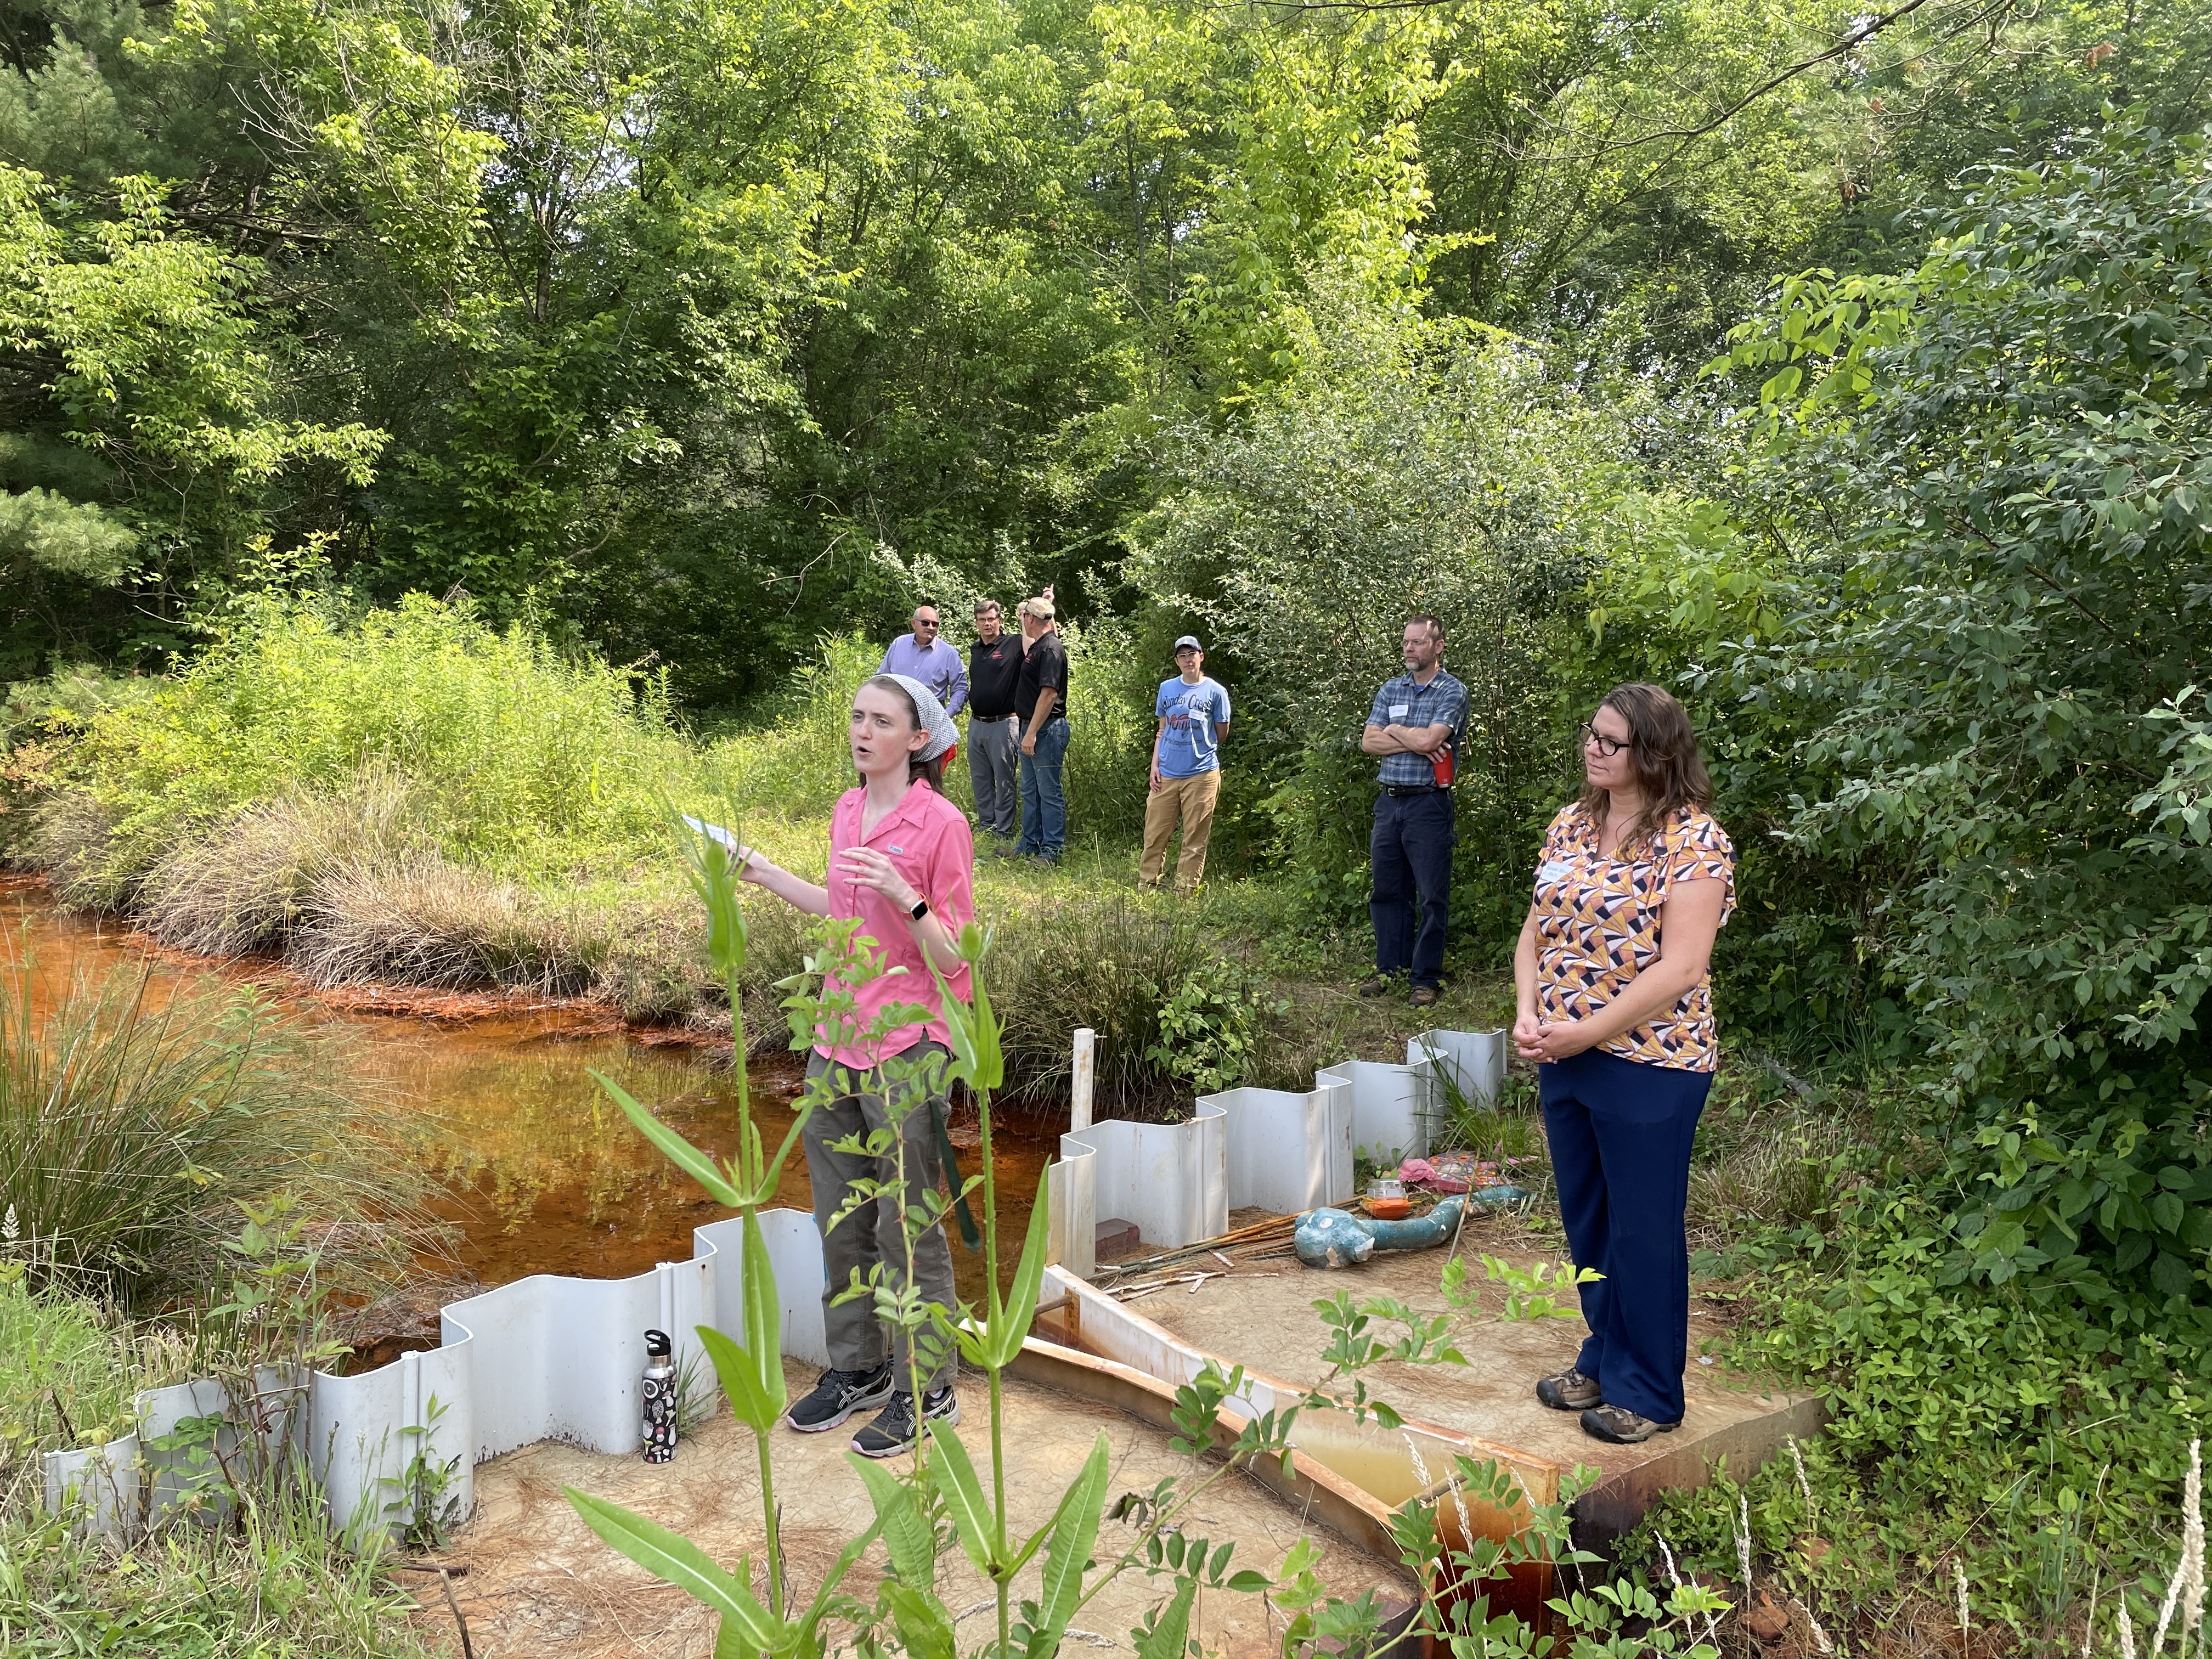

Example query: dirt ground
[410,1358,1415,1658]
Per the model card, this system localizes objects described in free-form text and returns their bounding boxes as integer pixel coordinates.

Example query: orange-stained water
[0,879,1053,1314]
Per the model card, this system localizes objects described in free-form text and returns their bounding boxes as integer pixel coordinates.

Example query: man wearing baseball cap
[1140,636,1232,892]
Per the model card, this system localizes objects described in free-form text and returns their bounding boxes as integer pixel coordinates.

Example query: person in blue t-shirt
[1141,636,1232,892]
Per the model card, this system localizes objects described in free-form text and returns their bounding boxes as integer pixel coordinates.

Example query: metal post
[1070,1027,1096,1132]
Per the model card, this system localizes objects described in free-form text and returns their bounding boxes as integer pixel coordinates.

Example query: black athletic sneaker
[850,1386,960,1458]
[785,1364,893,1434]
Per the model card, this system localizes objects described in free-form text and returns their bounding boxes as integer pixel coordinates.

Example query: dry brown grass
[25,788,116,902]
[139,769,420,957]
[37,765,727,1015]
[1685,1117,1854,1248]
[291,853,598,994]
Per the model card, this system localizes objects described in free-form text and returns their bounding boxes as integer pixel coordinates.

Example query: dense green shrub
[1663,1183,2210,1643]
[1699,114,2212,1305]
[53,592,690,903]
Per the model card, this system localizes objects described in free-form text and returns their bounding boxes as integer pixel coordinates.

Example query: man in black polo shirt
[966,598,1023,843]
[1014,595,1071,864]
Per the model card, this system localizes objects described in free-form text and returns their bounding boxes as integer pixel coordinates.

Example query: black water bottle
[641,1329,677,1463]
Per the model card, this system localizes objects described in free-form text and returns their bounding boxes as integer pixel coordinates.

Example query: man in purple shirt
[877,605,969,717]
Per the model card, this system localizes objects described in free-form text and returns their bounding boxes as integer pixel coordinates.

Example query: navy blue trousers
[1539,1048,1712,1424]
[1370,790,1455,989]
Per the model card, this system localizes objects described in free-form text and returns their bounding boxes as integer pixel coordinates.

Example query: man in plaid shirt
[1359,616,1467,1009]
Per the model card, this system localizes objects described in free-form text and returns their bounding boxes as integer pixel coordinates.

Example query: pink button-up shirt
[814,781,975,1069]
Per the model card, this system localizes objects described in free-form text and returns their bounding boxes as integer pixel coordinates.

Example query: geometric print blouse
[1531,803,1737,1073]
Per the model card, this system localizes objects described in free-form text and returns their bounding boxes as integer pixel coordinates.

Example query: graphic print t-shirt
[1154,676,1231,778]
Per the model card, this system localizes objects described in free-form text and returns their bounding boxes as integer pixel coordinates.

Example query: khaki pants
[1139,770,1222,891]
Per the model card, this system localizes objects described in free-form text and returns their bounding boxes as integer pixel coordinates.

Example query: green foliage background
[7,0,2212,1639]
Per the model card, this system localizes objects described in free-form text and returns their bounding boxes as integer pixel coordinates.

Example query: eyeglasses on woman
[1579,722,1630,758]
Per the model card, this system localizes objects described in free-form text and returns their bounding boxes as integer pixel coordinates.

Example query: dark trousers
[1539,1048,1712,1423]
[802,1041,957,1390]
[1369,790,1455,989]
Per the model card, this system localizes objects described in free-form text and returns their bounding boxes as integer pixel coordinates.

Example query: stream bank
[2,877,1058,1365]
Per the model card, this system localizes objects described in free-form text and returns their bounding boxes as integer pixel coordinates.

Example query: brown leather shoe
[1535,1368,1601,1410]
[1580,1404,1680,1444]
[1410,984,1440,1009]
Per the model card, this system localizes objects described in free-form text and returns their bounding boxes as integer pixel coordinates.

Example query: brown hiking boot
[1410,984,1440,1009]
[1356,974,1400,998]
[1580,1404,1680,1444]
[1534,1368,1601,1410]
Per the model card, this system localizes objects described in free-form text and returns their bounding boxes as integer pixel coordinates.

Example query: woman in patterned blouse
[1511,682,1736,1444]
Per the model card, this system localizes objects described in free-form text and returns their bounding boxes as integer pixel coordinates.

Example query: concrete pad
[1118,1230,1823,1545]
[435,1357,1415,1659]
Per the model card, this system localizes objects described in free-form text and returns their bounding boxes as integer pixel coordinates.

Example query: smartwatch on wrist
[908,895,930,922]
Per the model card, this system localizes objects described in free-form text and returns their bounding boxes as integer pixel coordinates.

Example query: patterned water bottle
[641,1329,677,1463]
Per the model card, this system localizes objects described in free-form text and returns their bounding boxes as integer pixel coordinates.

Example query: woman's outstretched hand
[837,847,919,911]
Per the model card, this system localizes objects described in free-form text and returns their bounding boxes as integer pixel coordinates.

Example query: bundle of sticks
[1096,1212,1300,1300]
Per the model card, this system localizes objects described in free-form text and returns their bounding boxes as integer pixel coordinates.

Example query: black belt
[1380,783,1449,798]
[969,714,1013,723]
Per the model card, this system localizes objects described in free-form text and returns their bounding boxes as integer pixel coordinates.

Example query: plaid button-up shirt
[1367,668,1469,788]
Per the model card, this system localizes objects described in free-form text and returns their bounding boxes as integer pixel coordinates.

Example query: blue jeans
[1540,1049,1712,1423]
[1370,789,1455,988]
[1017,715,1070,857]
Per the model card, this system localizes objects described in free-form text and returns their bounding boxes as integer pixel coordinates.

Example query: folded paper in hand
[680,815,743,855]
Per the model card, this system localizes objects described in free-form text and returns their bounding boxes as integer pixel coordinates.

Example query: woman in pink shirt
[732,673,974,1458]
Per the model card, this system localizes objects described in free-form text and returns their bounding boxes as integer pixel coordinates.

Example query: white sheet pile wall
[48,1030,1502,1539]
[44,1210,831,1542]
[1045,1026,1505,1278]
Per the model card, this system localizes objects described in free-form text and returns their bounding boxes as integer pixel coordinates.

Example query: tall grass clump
[991,891,1210,1113]
[46,591,697,905]
[0,956,444,1303]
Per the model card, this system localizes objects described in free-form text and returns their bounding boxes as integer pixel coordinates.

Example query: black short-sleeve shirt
[967,636,1024,719]
[1017,631,1069,720]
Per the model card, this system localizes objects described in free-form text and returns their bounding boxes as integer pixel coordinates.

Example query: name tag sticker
[1537,860,1572,885]
[1389,703,1410,718]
